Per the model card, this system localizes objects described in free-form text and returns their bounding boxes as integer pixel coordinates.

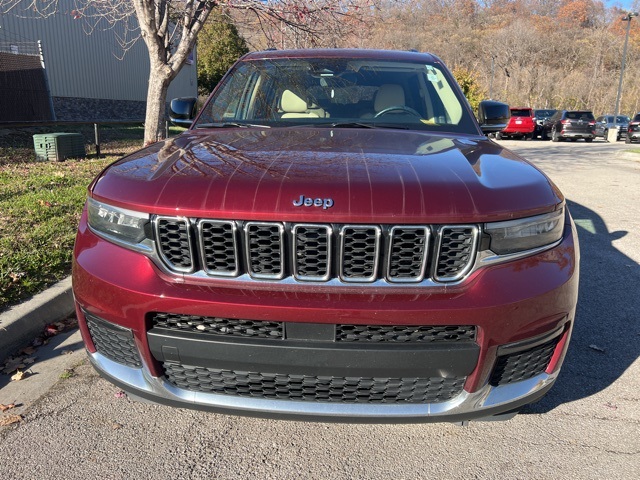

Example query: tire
[625,135,632,144]
[603,129,609,142]
[541,129,548,140]
[551,128,560,142]
[525,132,534,141]
[585,138,593,143]
[570,138,577,142]
[495,132,503,140]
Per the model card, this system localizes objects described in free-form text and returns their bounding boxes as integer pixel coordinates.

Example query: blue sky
[607,0,637,10]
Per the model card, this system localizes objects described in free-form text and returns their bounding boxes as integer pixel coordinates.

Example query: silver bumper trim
[88,351,558,422]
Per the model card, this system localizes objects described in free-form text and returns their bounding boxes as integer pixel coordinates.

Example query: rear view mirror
[169,97,197,127]
[478,100,510,134]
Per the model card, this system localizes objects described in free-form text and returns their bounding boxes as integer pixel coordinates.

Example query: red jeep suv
[72,49,579,423]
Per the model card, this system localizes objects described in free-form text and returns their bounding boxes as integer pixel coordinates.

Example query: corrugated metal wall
[0,4,196,102]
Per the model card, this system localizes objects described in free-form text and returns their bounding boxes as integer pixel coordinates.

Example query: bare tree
[1,0,374,145]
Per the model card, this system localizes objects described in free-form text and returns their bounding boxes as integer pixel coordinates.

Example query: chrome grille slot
[340,226,380,282]
[434,226,478,282]
[293,224,331,281]
[155,217,193,272]
[245,222,285,279]
[198,220,239,276]
[387,226,429,282]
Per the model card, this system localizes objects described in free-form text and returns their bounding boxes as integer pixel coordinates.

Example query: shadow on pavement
[524,199,639,413]
[0,329,84,391]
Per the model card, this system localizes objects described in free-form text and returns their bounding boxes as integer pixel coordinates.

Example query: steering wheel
[374,105,422,118]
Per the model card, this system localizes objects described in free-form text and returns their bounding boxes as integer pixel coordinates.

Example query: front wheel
[585,138,593,143]
[541,129,548,140]
[603,129,609,141]
[551,128,560,142]
[626,135,632,144]
[495,132,503,140]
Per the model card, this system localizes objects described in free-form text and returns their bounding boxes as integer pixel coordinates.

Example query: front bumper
[73,212,579,422]
[87,348,558,423]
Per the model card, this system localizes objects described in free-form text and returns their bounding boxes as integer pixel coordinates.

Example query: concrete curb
[0,276,74,363]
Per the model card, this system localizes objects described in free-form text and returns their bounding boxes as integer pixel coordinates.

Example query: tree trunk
[143,63,172,146]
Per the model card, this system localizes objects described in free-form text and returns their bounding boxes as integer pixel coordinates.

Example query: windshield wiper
[312,122,411,130]
[319,122,377,129]
[196,122,270,129]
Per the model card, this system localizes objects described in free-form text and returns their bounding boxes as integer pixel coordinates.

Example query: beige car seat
[280,90,326,118]
[360,84,405,118]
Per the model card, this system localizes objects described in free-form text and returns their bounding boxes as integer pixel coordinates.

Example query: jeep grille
[154,219,479,284]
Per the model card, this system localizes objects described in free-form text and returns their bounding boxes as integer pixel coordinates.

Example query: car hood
[91,127,563,223]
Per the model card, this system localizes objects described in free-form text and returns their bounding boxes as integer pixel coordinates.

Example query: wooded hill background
[231,0,640,116]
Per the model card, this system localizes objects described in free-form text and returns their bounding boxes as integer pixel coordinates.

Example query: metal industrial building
[0,3,197,123]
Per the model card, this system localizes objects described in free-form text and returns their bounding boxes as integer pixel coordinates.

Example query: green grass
[0,124,172,312]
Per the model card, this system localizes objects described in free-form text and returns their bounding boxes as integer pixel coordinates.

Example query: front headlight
[86,197,149,245]
[485,207,565,255]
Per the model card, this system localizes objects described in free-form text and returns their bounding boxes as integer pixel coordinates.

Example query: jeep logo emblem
[293,195,334,210]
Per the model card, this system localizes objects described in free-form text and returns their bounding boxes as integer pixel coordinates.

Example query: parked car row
[494,106,640,143]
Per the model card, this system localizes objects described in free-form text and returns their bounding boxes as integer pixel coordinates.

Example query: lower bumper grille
[490,337,559,386]
[85,313,142,368]
[164,363,466,404]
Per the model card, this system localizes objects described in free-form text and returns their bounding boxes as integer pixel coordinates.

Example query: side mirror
[477,100,510,134]
[169,97,197,127]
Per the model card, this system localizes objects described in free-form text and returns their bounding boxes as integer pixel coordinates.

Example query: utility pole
[614,12,638,133]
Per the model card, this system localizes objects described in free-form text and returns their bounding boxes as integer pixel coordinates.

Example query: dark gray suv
[542,110,596,142]
[595,115,629,141]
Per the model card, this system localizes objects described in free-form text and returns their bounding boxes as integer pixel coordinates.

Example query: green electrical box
[33,133,86,161]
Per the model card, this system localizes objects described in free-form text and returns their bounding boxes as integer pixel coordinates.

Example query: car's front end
[72,50,579,423]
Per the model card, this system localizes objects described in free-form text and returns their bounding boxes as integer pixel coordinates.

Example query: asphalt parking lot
[1,138,639,479]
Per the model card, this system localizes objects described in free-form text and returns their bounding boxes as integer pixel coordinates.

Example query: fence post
[94,123,101,157]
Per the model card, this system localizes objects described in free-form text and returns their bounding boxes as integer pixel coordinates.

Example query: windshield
[194,57,478,134]
[535,109,555,118]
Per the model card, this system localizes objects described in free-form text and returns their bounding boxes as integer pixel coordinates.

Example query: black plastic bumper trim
[147,328,479,379]
[496,324,565,356]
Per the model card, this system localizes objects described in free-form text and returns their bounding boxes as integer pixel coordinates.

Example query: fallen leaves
[2,316,79,376]
[114,391,127,399]
[2,355,34,375]
[0,415,22,427]
[0,403,16,412]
